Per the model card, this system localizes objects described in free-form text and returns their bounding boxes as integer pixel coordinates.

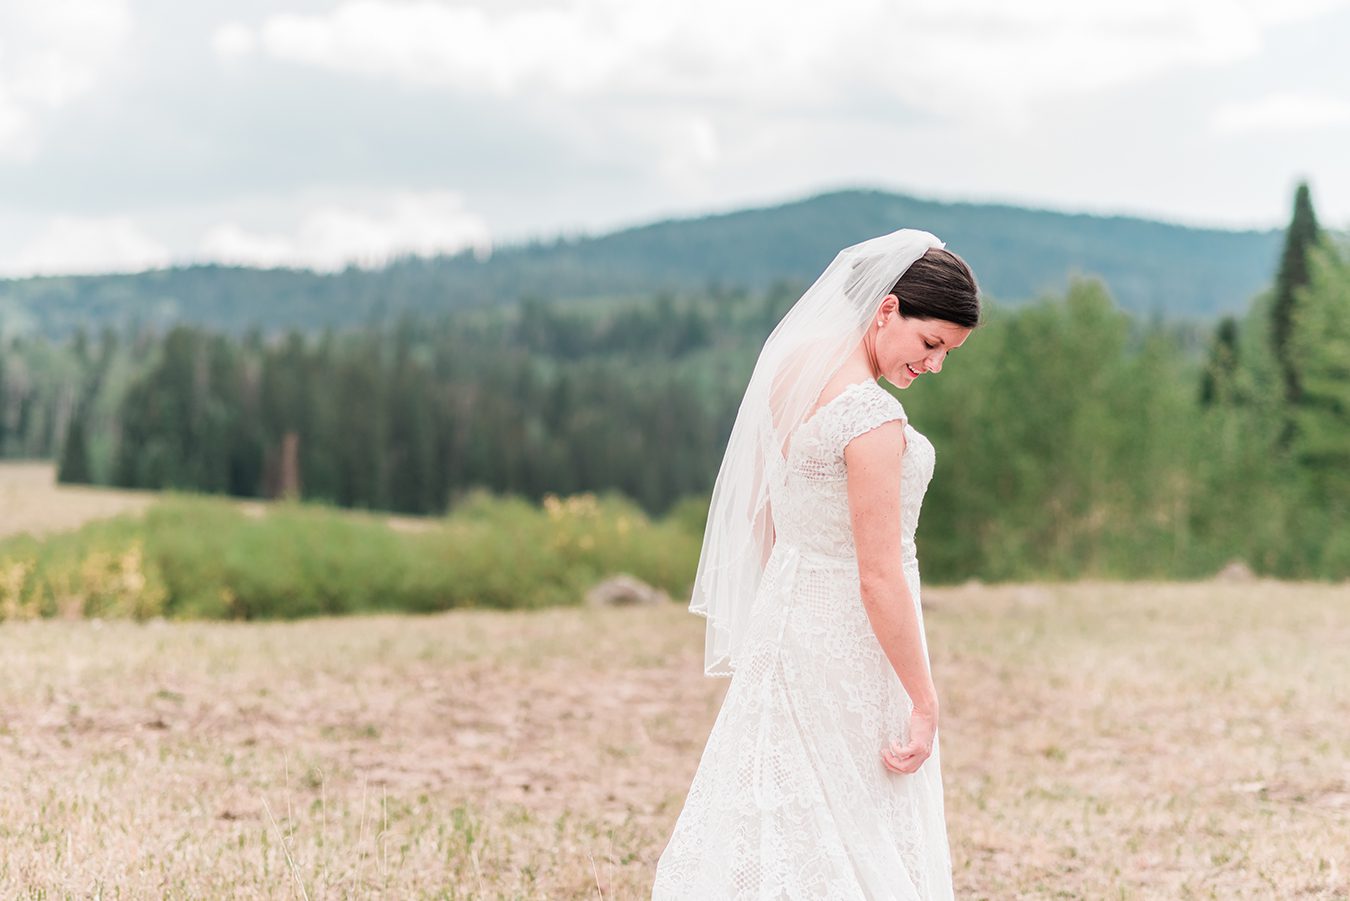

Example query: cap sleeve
[829,382,908,454]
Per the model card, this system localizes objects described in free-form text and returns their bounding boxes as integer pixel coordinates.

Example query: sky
[1,0,1349,277]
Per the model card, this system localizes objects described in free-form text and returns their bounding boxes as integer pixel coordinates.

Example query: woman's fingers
[891,739,930,760]
[882,752,922,774]
[881,742,930,774]
[881,745,905,771]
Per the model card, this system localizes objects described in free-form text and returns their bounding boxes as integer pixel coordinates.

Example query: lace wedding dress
[653,379,954,900]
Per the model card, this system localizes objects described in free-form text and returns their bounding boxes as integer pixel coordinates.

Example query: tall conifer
[1199,315,1241,406]
[1289,242,1350,501]
[1271,182,1322,423]
[57,408,92,484]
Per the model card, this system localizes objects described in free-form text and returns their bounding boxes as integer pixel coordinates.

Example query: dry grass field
[0,463,1346,898]
[0,461,161,541]
[0,461,439,543]
[0,581,1346,898]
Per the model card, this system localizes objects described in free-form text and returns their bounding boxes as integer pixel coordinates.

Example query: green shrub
[0,489,701,621]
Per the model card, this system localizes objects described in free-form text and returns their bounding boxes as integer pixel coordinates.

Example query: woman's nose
[928,350,946,373]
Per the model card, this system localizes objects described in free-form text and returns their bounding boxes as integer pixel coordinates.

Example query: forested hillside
[2,185,1345,581]
[0,186,1343,580]
[0,189,1283,341]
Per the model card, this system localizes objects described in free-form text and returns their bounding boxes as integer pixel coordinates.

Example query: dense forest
[1,185,1345,583]
[0,189,1285,342]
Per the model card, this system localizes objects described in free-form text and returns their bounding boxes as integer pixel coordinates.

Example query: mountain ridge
[0,188,1284,340]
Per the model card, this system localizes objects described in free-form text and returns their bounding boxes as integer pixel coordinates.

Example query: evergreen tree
[1270,182,1322,439]
[1289,240,1350,501]
[57,409,92,483]
[1199,315,1241,406]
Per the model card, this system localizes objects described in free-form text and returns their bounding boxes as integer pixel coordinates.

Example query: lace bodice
[774,379,935,565]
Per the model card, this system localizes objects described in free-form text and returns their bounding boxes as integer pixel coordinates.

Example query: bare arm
[844,421,939,717]
[842,418,939,783]
[846,419,939,774]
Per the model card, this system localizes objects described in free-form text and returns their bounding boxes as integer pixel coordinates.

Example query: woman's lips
[906,363,922,377]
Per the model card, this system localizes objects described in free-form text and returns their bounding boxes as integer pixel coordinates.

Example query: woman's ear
[878,293,900,324]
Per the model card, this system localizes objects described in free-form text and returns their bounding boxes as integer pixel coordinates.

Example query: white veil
[689,228,945,677]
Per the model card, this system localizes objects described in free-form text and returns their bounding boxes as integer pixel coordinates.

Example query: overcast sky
[2,0,1348,276]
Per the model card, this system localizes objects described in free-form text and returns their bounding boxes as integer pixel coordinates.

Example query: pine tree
[1199,315,1241,406]
[1270,182,1322,440]
[1289,241,1350,500]
[57,408,92,484]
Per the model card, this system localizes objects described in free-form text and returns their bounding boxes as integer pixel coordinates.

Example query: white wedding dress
[653,379,954,900]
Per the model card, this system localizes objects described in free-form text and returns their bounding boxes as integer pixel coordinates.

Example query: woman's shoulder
[816,372,897,405]
[820,379,908,449]
[839,378,906,418]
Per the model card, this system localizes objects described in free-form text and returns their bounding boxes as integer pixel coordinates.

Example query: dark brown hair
[891,247,980,328]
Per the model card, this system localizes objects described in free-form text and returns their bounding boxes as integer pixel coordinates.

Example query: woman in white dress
[653,229,980,900]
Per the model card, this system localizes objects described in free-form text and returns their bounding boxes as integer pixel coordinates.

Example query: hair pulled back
[891,247,980,328]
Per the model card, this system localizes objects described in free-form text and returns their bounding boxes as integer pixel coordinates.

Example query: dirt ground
[0,461,440,542]
[0,462,1346,898]
[0,580,1346,899]
[0,460,162,540]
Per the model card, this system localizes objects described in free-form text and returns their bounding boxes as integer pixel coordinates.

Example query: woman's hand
[881,706,938,775]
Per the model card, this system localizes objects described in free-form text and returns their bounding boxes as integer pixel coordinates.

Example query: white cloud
[0,93,37,159]
[0,0,133,160]
[0,194,491,277]
[222,1,639,96]
[199,191,491,272]
[652,114,722,183]
[211,0,1350,124]
[1212,92,1350,133]
[0,216,171,276]
[212,22,257,59]
[197,224,294,268]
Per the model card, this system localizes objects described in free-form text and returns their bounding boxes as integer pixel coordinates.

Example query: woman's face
[872,293,973,388]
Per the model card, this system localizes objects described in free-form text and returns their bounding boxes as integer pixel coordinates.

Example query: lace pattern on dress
[776,380,934,567]
[654,378,953,900]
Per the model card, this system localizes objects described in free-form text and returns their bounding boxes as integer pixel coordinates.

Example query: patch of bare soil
[0,460,160,540]
[0,460,441,541]
[0,581,1346,898]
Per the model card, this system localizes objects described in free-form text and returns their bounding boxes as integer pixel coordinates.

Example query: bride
[652,229,980,900]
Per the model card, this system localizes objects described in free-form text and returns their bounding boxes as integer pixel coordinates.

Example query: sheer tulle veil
[689,228,945,677]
